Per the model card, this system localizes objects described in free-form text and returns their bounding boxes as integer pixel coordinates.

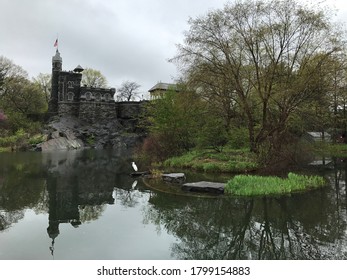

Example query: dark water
[0,150,346,260]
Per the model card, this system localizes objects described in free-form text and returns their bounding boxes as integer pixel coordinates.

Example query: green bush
[28,134,46,145]
[0,128,28,148]
[228,127,249,149]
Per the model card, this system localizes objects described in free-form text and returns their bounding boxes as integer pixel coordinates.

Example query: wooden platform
[182,181,225,194]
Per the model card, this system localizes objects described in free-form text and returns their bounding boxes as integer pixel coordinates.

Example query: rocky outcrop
[33,115,145,151]
[38,133,84,151]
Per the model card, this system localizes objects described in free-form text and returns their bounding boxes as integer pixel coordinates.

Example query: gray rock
[32,114,145,151]
[38,137,84,151]
[50,131,60,139]
[162,173,186,184]
[182,181,225,194]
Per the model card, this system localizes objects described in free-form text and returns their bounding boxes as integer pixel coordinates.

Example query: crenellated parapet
[80,87,116,102]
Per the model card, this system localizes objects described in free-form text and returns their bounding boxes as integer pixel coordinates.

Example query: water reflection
[0,152,47,231]
[0,150,347,259]
[142,158,347,259]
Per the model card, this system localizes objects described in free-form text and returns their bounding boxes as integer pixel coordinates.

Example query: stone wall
[79,102,117,123]
[115,101,148,133]
[77,101,147,125]
[116,101,146,119]
[58,102,80,117]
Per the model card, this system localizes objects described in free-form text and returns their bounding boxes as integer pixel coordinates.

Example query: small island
[225,173,326,196]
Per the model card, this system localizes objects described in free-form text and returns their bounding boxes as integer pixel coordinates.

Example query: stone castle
[49,49,144,124]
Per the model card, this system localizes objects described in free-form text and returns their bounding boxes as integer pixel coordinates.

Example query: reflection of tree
[0,152,47,231]
[0,210,24,231]
[1,150,347,260]
[143,169,347,260]
[144,193,256,259]
[79,205,106,223]
[114,188,143,208]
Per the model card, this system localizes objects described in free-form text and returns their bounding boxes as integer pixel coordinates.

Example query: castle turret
[48,50,62,115]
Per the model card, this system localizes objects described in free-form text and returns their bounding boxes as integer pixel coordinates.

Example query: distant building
[148,82,178,99]
[304,131,331,142]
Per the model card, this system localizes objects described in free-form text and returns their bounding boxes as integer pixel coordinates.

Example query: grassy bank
[163,148,258,173]
[225,172,326,196]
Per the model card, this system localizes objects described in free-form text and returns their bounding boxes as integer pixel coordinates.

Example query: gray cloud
[1,0,346,95]
[0,0,227,94]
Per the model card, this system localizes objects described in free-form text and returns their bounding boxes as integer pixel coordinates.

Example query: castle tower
[48,50,62,115]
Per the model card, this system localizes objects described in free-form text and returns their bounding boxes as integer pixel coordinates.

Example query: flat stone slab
[162,173,186,184]
[182,181,225,194]
[130,171,150,177]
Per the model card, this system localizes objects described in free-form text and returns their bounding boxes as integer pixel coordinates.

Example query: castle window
[67,92,74,101]
[67,81,74,88]
[85,92,92,101]
[104,93,111,101]
[95,93,101,101]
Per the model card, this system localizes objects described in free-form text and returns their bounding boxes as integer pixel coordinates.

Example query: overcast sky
[1,0,347,98]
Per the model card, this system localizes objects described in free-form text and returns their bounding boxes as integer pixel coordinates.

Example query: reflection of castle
[49,49,145,124]
[46,173,115,257]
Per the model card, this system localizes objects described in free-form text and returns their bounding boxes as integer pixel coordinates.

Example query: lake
[0,149,346,260]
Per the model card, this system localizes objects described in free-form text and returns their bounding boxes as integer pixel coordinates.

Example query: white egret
[131,161,138,172]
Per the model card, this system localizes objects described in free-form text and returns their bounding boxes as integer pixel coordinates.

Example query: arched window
[85,92,92,101]
[95,92,101,101]
[67,81,74,88]
[104,93,110,101]
[67,92,74,101]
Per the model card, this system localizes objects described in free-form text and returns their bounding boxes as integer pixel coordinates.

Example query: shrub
[228,127,249,149]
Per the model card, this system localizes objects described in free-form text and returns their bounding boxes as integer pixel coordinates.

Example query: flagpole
[54,38,58,51]
[54,33,59,51]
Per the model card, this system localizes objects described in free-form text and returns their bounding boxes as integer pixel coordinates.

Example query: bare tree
[117,81,141,101]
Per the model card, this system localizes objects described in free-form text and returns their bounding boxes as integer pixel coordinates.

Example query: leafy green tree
[172,0,344,156]
[143,87,203,159]
[184,64,238,133]
[0,56,47,134]
[195,111,229,152]
[81,68,108,88]
[1,77,47,115]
